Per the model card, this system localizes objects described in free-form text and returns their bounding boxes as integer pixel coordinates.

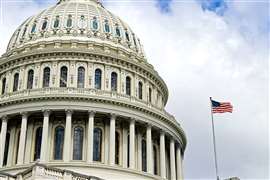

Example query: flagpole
[210,97,220,180]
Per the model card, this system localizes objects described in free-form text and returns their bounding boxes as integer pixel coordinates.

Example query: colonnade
[0,111,183,180]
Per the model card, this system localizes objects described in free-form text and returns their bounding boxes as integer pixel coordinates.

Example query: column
[109,114,116,165]
[160,131,166,179]
[129,119,135,169]
[122,127,128,168]
[176,145,183,180]
[170,139,176,180]
[17,112,28,165]
[63,110,72,162]
[40,110,50,162]
[137,132,142,171]
[146,124,153,174]
[0,116,8,167]
[7,127,15,166]
[87,111,95,163]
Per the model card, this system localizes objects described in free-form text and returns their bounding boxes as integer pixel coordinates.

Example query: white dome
[6,0,145,58]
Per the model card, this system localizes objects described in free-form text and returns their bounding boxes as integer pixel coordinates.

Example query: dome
[6,0,145,58]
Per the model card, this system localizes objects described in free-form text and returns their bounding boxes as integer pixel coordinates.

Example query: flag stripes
[211,100,233,113]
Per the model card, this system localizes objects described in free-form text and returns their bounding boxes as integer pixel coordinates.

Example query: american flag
[211,99,233,113]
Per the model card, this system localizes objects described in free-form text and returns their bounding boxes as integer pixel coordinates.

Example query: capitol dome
[0,0,186,180]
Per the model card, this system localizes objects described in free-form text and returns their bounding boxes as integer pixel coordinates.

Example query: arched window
[104,20,110,33]
[31,22,37,33]
[13,73,19,92]
[66,15,72,28]
[92,17,99,30]
[93,127,102,162]
[1,78,6,95]
[126,76,131,96]
[142,139,147,172]
[27,70,34,90]
[133,34,137,47]
[53,16,60,28]
[60,66,68,87]
[115,131,120,165]
[125,31,130,41]
[115,26,121,37]
[77,67,85,88]
[153,146,158,175]
[111,72,117,92]
[3,132,10,166]
[138,82,143,100]
[41,19,48,31]
[149,88,152,103]
[95,69,102,90]
[43,67,50,88]
[34,127,42,161]
[22,26,28,38]
[54,126,64,160]
[73,126,84,160]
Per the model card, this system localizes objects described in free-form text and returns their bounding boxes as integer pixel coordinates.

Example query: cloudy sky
[0,0,268,179]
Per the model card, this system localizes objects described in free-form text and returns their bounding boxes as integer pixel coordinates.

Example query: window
[22,26,28,38]
[115,26,121,37]
[133,35,137,47]
[31,22,37,33]
[34,127,42,161]
[41,19,48,31]
[153,146,158,175]
[27,70,34,89]
[149,88,152,103]
[95,69,102,90]
[3,132,10,166]
[138,82,143,100]
[43,67,50,88]
[93,127,102,162]
[77,67,85,88]
[53,16,60,28]
[115,132,120,165]
[13,73,19,92]
[54,126,64,160]
[111,72,117,92]
[73,126,84,160]
[142,139,147,172]
[126,76,131,96]
[66,15,72,28]
[1,78,6,95]
[125,31,130,41]
[104,20,110,33]
[60,66,68,87]
[92,17,99,30]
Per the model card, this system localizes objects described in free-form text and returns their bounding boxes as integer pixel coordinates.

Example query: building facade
[0,0,187,179]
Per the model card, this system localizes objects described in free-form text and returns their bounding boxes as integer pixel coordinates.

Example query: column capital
[110,113,117,119]
[42,109,51,117]
[130,118,136,123]
[0,115,8,122]
[65,109,73,115]
[20,112,29,118]
[147,123,152,129]
[88,110,96,117]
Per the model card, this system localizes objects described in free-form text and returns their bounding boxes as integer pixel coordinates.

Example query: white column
[129,119,135,169]
[160,131,166,179]
[176,145,183,180]
[64,110,73,162]
[122,127,128,168]
[0,116,8,167]
[146,124,153,174]
[40,110,50,162]
[109,114,116,165]
[7,127,15,166]
[137,132,142,171]
[87,111,95,163]
[170,139,176,180]
[17,113,28,165]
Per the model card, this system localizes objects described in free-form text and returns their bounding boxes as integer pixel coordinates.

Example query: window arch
[115,131,120,165]
[54,126,64,160]
[73,126,84,160]
[92,17,99,30]
[66,15,72,28]
[77,67,85,88]
[1,78,6,95]
[104,20,110,33]
[142,139,147,172]
[95,69,102,90]
[31,22,37,33]
[60,66,68,87]
[153,145,158,175]
[3,132,10,166]
[149,87,152,103]
[93,127,102,162]
[27,70,34,89]
[41,19,48,31]
[43,67,50,88]
[111,72,117,92]
[138,81,143,100]
[126,76,131,96]
[53,16,60,29]
[13,73,19,92]
[34,127,42,161]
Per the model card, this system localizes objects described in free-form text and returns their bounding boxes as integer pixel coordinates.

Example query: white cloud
[0,0,268,179]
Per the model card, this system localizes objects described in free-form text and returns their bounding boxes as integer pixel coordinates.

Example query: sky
[0,0,269,179]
